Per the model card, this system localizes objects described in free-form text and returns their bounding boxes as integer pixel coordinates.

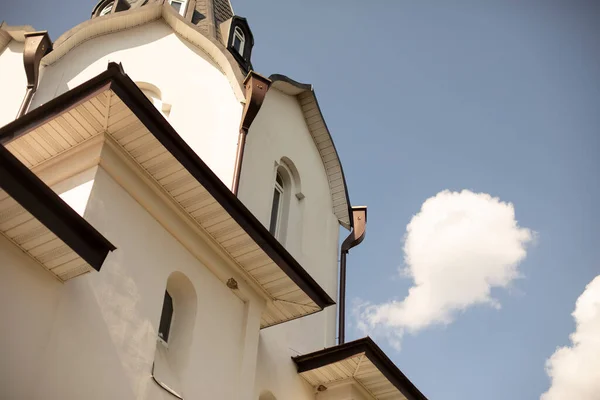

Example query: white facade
[0,3,417,400]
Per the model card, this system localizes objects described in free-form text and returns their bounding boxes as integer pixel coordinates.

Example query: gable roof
[0,62,334,327]
[293,337,428,400]
[269,74,352,229]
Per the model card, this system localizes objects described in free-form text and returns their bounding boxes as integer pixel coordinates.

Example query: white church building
[0,1,427,399]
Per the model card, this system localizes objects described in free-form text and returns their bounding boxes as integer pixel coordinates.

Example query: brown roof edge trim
[107,67,334,309]
[0,144,116,271]
[0,66,117,143]
[293,337,428,400]
[0,62,333,309]
[268,74,312,91]
[268,73,354,230]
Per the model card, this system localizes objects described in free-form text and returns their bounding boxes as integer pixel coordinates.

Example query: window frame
[168,0,188,17]
[158,290,174,346]
[269,172,284,238]
[99,2,114,16]
[232,26,246,56]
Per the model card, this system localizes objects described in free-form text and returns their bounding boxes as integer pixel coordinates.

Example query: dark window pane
[233,36,242,53]
[276,173,283,187]
[269,189,281,235]
[158,291,173,342]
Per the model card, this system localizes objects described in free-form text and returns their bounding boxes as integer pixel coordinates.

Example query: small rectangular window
[169,0,187,16]
[158,291,173,343]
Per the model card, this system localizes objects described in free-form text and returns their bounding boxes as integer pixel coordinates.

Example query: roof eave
[0,62,334,313]
[0,141,115,273]
[293,337,428,400]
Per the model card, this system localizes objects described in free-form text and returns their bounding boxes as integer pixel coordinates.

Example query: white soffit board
[0,189,96,281]
[299,354,409,400]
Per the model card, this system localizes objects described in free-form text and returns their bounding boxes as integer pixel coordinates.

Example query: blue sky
[2,1,599,399]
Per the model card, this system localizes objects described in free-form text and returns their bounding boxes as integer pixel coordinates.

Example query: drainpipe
[338,206,367,345]
[16,31,52,119]
[231,72,270,195]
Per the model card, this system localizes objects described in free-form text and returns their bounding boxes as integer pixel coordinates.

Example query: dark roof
[293,337,428,400]
[0,62,334,311]
[0,139,115,272]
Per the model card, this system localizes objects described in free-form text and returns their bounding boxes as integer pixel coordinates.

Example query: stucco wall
[240,88,341,399]
[0,40,27,128]
[30,21,242,187]
[0,236,63,400]
[0,166,258,399]
[239,88,340,303]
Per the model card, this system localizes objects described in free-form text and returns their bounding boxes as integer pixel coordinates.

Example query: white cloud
[541,276,600,400]
[356,190,533,349]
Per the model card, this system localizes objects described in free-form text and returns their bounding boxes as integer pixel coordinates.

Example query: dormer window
[232,26,245,55]
[168,0,188,17]
[226,17,254,72]
[99,2,113,16]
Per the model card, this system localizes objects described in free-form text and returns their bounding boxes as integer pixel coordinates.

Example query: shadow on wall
[259,391,277,400]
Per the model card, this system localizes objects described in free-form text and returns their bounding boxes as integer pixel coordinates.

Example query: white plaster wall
[32,21,242,186]
[0,40,27,128]
[0,236,63,400]
[240,88,341,399]
[239,88,340,304]
[253,332,317,400]
[0,166,259,399]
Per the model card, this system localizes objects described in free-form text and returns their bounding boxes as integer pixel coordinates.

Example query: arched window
[232,26,246,56]
[153,272,197,399]
[99,2,114,16]
[168,0,188,17]
[269,172,284,237]
[268,159,303,245]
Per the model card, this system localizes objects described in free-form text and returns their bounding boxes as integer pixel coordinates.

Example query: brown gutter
[231,72,270,195]
[339,206,367,344]
[16,31,52,118]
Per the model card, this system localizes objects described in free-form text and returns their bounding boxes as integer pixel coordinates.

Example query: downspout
[231,72,270,195]
[338,206,367,345]
[16,31,52,119]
